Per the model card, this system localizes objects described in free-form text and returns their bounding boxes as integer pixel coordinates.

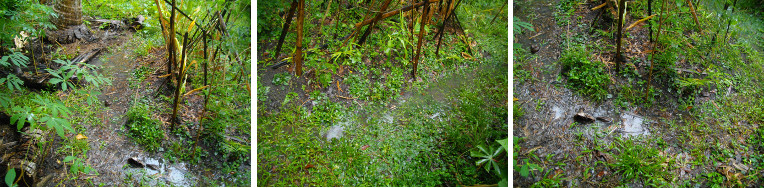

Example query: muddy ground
[513,0,760,187]
[1,21,243,186]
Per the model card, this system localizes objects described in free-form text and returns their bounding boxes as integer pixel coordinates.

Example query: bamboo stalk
[358,0,394,45]
[412,0,430,79]
[354,0,441,29]
[648,0,652,41]
[723,0,738,44]
[274,1,298,62]
[685,0,701,33]
[167,0,174,77]
[172,32,189,129]
[434,0,453,58]
[435,0,461,58]
[295,0,305,76]
[489,1,507,25]
[318,0,333,36]
[615,0,626,73]
[646,0,667,100]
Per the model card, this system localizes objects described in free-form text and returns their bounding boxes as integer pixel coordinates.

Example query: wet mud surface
[511,0,755,187]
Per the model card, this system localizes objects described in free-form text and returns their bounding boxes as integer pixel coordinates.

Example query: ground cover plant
[514,0,764,186]
[0,0,250,186]
[257,0,509,186]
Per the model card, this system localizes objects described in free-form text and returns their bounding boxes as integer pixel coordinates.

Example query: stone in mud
[127,157,145,168]
[574,112,595,123]
[146,164,160,171]
[596,116,612,123]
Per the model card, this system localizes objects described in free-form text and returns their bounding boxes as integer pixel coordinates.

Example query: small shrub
[125,102,164,152]
[609,137,667,184]
[560,45,611,101]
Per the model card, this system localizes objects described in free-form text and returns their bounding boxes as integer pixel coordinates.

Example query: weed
[555,0,579,26]
[125,102,164,152]
[513,102,524,121]
[560,45,611,101]
[609,137,668,184]
[132,65,153,82]
[272,72,292,86]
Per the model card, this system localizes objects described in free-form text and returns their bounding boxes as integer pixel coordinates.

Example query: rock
[146,164,160,171]
[530,45,539,54]
[596,116,612,123]
[574,112,595,123]
[127,157,145,168]
[35,174,53,187]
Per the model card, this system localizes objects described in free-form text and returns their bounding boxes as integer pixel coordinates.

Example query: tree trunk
[47,0,90,44]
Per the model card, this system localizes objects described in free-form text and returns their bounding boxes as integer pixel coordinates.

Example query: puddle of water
[123,156,197,186]
[382,113,395,124]
[325,125,345,141]
[429,112,441,121]
[620,112,650,137]
[552,106,563,119]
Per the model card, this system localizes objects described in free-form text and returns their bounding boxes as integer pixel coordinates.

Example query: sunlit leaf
[76,134,87,140]
[5,169,16,186]
[63,156,75,163]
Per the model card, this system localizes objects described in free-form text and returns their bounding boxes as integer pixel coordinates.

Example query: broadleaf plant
[4,169,16,187]
[470,143,506,177]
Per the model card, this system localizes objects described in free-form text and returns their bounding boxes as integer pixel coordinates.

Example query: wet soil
[511,0,756,187]
[4,26,242,186]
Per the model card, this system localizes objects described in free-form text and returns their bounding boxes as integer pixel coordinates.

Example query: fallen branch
[591,1,608,11]
[625,14,656,31]
[337,95,355,100]
[183,85,209,96]
[353,0,442,28]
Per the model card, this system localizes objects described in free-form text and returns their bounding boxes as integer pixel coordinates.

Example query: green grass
[609,137,669,185]
[125,101,164,152]
[560,44,611,101]
[257,0,506,186]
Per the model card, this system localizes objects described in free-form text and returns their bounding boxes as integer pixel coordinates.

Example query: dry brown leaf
[75,134,87,140]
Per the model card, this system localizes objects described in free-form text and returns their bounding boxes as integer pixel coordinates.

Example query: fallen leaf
[513,97,519,101]
[75,134,87,140]
[596,170,607,178]
[304,164,314,169]
[361,145,370,150]
[687,106,693,110]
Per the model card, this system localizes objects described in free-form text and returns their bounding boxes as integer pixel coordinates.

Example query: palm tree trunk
[53,0,83,28]
[48,0,90,44]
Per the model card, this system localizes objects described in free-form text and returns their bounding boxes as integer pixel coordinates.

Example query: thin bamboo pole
[646,0,668,100]
[169,0,176,77]
[412,0,430,79]
[172,32,189,129]
[295,0,305,76]
[615,0,626,73]
[274,0,298,61]
[358,0,394,45]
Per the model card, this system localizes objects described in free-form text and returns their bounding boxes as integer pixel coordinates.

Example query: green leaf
[520,162,529,177]
[55,125,65,138]
[492,145,505,157]
[470,149,484,158]
[476,158,489,167]
[0,56,10,66]
[476,145,490,156]
[49,78,62,84]
[63,156,76,162]
[497,138,509,151]
[498,178,508,187]
[5,169,15,187]
[492,161,503,176]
